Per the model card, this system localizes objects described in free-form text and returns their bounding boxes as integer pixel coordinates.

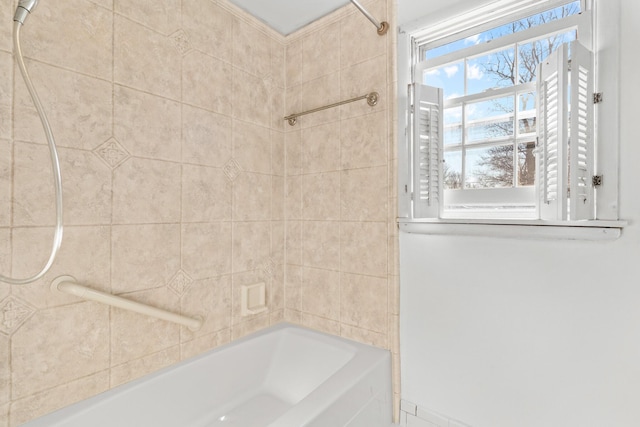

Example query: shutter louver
[412,83,443,218]
[537,43,568,220]
[569,40,595,220]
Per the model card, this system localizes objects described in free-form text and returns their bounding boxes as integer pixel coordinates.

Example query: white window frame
[397,0,625,240]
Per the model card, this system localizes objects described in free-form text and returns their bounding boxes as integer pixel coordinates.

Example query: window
[400,0,622,229]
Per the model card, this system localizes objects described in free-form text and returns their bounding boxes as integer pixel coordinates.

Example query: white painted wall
[399,0,640,426]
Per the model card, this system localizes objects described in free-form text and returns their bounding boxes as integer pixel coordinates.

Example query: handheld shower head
[14,0,40,25]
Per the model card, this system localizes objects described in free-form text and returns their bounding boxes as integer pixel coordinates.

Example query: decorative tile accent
[167,270,194,297]
[259,257,276,280]
[169,29,192,55]
[223,158,242,182]
[0,296,36,336]
[93,137,130,169]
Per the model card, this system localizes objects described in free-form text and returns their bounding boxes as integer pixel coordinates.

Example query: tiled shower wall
[0,0,398,424]
[282,0,400,415]
[0,0,286,424]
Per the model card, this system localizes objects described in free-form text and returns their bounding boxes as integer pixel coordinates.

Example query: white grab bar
[51,276,202,331]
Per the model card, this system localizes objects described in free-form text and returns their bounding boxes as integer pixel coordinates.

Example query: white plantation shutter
[411,83,443,218]
[537,43,569,221]
[536,41,595,221]
[569,40,595,220]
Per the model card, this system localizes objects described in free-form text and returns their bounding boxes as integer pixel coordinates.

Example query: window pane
[420,1,581,63]
[466,96,514,142]
[444,107,462,145]
[466,145,514,189]
[517,30,577,83]
[443,150,462,189]
[466,47,515,94]
[517,92,536,136]
[517,141,536,186]
[423,61,464,99]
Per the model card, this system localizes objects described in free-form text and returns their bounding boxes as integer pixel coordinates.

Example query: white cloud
[426,69,441,76]
[465,34,482,45]
[467,64,484,80]
[444,65,459,78]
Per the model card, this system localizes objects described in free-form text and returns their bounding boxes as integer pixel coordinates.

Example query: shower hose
[0,19,64,285]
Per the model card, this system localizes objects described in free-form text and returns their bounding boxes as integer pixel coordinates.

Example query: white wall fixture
[241,282,267,316]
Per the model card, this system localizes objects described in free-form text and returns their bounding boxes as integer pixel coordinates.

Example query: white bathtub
[23,323,392,427]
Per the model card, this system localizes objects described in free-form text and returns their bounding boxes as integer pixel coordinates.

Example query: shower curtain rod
[350,0,389,35]
[284,91,379,126]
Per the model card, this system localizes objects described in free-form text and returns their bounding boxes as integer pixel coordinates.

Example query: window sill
[398,218,626,241]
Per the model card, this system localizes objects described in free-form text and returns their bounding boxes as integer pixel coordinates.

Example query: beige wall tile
[233,121,271,174]
[0,2,12,52]
[182,164,232,222]
[233,18,271,78]
[90,0,113,9]
[0,230,9,298]
[285,176,302,220]
[0,403,6,427]
[112,157,181,224]
[111,224,181,293]
[285,130,302,175]
[180,275,232,342]
[13,144,112,226]
[0,141,10,227]
[0,53,11,140]
[182,0,233,62]
[232,69,271,128]
[301,267,340,321]
[110,287,181,366]
[0,336,7,406]
[12,226,111,308]
[231,313,270,340]
[182,222,232,279]
[341,166,387,221]
[340,323,387,348]
[13,60,112,151]
[114,0,181,35]
[271,39,286,90]
[340,54,388,120]
[302,221,341,270]
[285,39,303,88]
[232,221,271,273]
[340,221,387,277]
[11,302,110,399]
[340,273,388,333]
[272,175,285,221]
[22,0,112,80]
[301,313,341,336]
[183,51,233,114]
[232,172,272,221]
[299,73,341,129]
[272,131,285,176]
[302,172,341,220]
[285,221,303,266]
[182,105,232,168]
[114,16,181,100]
[302,122,341,173]
[180,328,231,360]
[341,110,388,169]
[114,85,181,161]
[285,264,303,311]
[340,0,387,68]
[110,346,180,388]
[10,371,110,426]
[302,21,341,82]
